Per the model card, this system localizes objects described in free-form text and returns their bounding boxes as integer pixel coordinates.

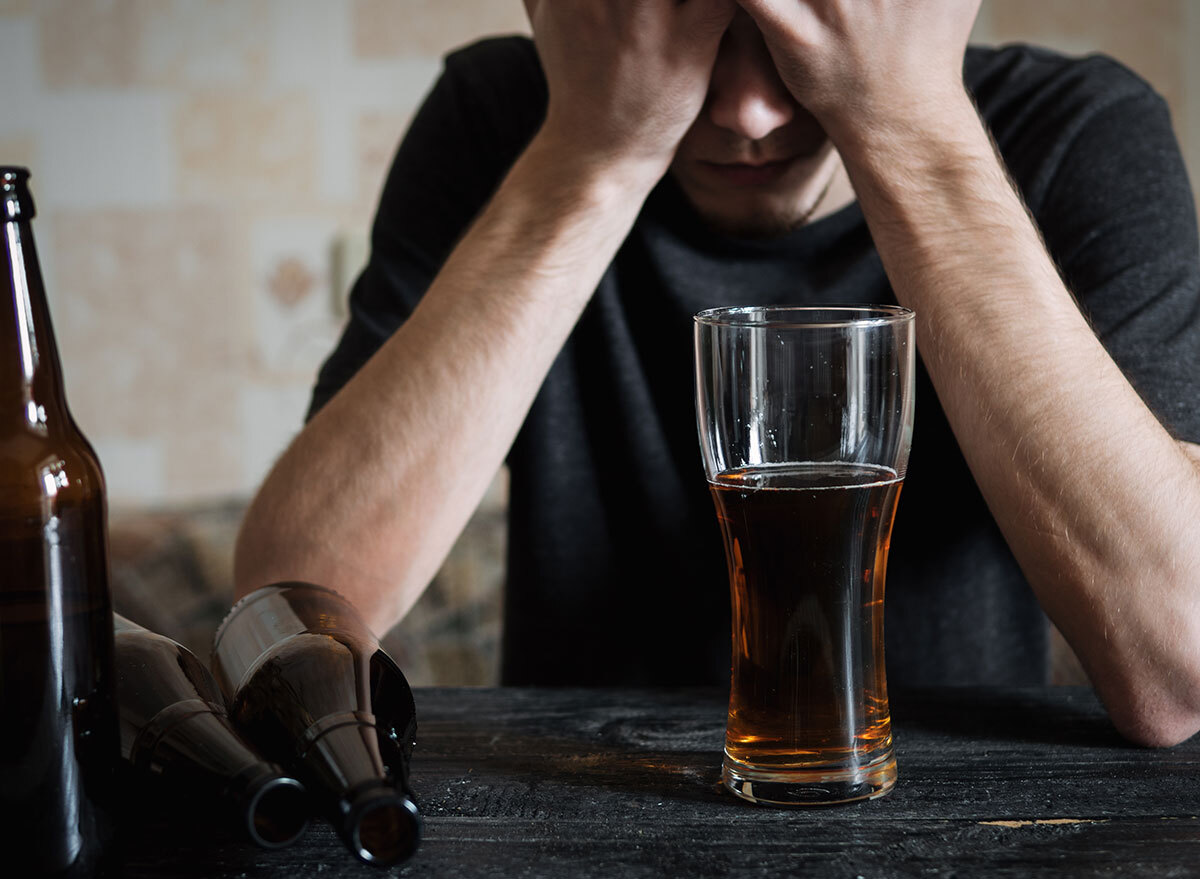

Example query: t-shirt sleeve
[1032,60,1200,443]
[307,37,546,419]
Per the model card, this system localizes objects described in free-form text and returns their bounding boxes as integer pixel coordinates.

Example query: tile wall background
[0,0,1195,508]
[1,2,1196,684]
[1,0,530,505]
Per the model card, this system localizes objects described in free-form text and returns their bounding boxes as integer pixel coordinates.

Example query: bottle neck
[2,216,72,430]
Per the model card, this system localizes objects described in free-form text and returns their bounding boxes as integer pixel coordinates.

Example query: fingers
[734,0,795,29]
[680,0,738,39]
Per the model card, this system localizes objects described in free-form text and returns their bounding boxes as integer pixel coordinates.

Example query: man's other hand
[524,0,736,179]
[736,0,981,144]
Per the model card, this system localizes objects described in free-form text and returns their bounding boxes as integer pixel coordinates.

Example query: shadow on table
[890,686,1127,749]
[416,687,741,810]
[414,687,979,813]
[443,733,734,809]
[413,687,1132,818]
[115,788,381,878]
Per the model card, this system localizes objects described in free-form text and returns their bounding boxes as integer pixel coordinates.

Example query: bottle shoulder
[0,423,106,508]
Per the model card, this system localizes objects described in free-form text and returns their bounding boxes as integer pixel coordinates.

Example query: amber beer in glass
[695,306,914,805]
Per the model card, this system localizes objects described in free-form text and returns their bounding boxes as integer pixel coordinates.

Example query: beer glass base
[721,752,896,806]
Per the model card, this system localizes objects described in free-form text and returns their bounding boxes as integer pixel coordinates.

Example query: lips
[698,156,798,186]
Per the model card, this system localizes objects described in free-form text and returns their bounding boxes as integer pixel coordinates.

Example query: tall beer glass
[695,305,914,805]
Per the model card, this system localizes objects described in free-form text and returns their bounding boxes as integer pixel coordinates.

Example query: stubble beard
[676,146,845,241]
[698,172,839,240]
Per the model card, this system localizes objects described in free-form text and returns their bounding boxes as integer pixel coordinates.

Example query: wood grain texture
[115,687,1200,878]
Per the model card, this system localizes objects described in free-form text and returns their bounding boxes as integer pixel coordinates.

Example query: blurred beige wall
[0,0,529,508]
[1,0,1196,509]
[972,1,1200,194]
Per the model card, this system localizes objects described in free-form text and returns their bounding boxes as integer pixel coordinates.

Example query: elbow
[1086,571,1200,748]
[231,526,258,601]
[1111,706,1200,748]
[1103,670,1200,748]
[232,497,285,601]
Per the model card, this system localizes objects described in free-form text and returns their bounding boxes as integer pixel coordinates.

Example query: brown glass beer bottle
[0,167,118,876]
[213,582,421,867]
[113,615,309,849]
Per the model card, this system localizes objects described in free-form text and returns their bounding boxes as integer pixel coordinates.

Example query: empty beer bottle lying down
[115,582,421,868]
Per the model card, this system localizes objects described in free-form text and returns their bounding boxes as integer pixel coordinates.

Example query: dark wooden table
[118,686,1200,878]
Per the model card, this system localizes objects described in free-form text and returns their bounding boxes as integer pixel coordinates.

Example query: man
[234,1,1200,746]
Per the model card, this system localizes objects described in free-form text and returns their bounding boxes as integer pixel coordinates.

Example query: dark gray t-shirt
[310,38,1200,687]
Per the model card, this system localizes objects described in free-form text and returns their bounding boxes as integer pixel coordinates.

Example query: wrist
[819,85,981,169]
[523,123,671,205]
[450,125,666,304]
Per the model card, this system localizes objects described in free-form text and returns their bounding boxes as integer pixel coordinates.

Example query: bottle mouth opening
[246,776,309,849]
[350,796,420,866]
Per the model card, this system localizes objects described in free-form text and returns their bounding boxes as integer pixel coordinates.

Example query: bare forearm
[234,136,658,631]
[840,95,1200,744]
[235,0,733,632]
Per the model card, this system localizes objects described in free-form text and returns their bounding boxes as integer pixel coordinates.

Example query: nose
[705,15,796,142]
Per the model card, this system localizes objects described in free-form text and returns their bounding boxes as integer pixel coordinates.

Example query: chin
[671,167,832,240]
[703,211,806,240]
[670,138,843,239]
[689,194,809,240]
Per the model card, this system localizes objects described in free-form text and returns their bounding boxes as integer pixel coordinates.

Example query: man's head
[670,11,848,238]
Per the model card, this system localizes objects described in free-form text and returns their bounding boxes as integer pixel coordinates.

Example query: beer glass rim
[694,304,914,329]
